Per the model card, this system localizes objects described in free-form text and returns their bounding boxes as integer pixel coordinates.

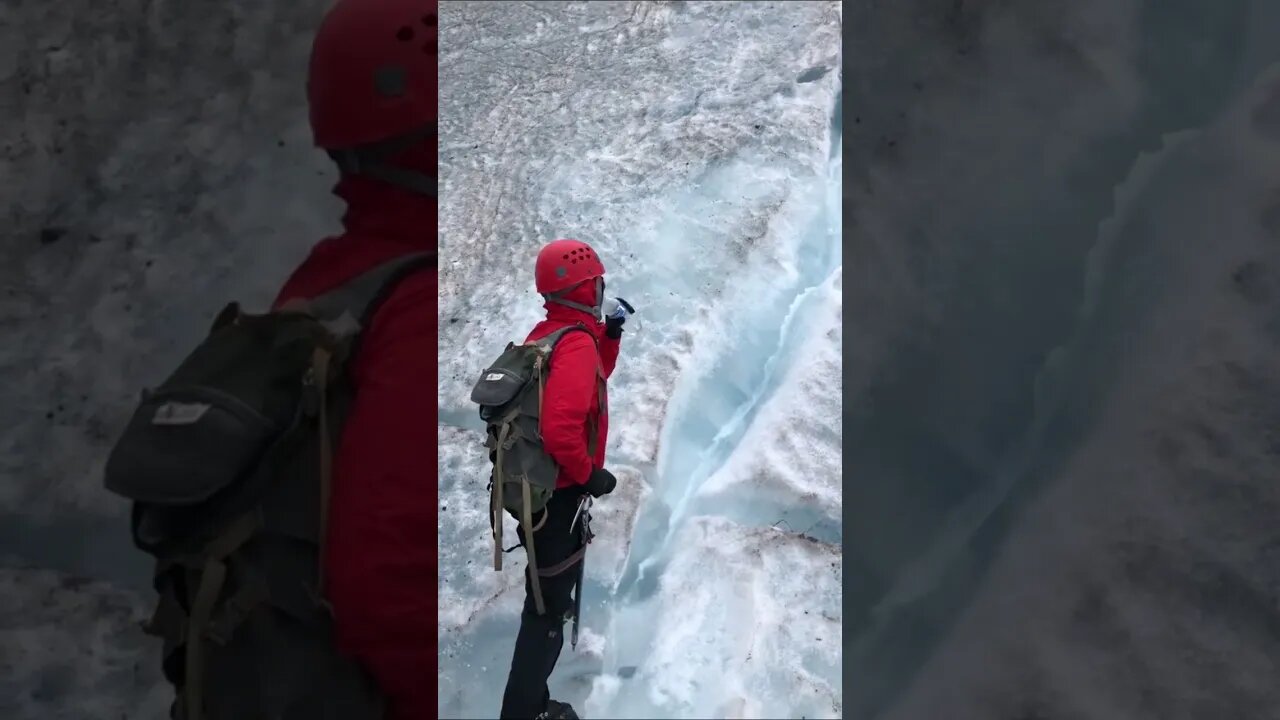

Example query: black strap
[536,545,587,577]
[307,252,436,372]
[330,122,436,173]
[535,323,598,353]
[355,253,436,330]
[544,285,598,315]
[330,123,438,197]
[359,164,437,197]
[307,252,435,330]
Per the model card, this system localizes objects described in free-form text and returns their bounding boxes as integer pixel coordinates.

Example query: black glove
[604,314,625,339]
[603,297,635,339]
[584,467,617,497]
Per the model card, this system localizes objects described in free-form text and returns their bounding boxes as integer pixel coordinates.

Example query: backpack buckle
[204,581,270,646]
[300,371,321,417]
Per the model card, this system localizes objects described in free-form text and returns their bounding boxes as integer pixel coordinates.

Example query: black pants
[499,487,587,719]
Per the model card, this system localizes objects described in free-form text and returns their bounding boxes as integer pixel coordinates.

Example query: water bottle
[602,296,634,321]
[601,296,640,332]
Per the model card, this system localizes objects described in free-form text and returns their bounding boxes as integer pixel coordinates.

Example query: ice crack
[591,91,843,718]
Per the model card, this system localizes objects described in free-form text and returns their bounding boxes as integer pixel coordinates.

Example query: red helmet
[535,239,606,294]
[307,0,438,194]
[308,0,438,149]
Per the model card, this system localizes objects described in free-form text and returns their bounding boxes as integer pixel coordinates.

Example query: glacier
[847,1,1280,719]
[438,2,842,719]
[3,1,342,717]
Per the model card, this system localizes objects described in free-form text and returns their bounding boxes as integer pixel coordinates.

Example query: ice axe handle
[570,495,593,650]
[570,495,591,535]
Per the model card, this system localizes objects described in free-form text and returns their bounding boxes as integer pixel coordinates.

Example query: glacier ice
[2,2,338,718]
[846,1,1280,718]
[438,2,842,719]
[879,60,1280,720]
[2,0,339,521]
[0,567,167,718]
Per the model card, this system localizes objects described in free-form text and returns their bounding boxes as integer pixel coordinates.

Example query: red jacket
[525,281,621,488]
[273,166,436,720]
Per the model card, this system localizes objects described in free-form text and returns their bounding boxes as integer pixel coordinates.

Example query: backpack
[102,252,432,720]
[469,324,604,615]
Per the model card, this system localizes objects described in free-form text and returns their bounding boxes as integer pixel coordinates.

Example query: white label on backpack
[321,310,361,339]
[152,402,212,426]
[485,373,505,382]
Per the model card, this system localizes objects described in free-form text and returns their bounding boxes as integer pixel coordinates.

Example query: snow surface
[2,0,335,521]
[847,1,1280,718]
[2,2,347,718]
[0,567,167,719]
[438,2,842,718]
[880,64,1280,720]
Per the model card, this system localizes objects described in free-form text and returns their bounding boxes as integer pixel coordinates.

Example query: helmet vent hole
[396,26,414,42]
[424,14,438,27]
[562,254,569,259]
[374,66,408,97]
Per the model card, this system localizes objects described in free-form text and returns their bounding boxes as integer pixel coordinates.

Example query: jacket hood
[332,140,435,252]
[542,277,604,330]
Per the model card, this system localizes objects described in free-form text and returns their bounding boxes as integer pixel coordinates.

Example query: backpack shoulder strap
[533,323,598,353]
[288,251,434,595]
[304,251,436,340]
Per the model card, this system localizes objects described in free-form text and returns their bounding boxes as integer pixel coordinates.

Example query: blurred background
[1,1,338,716]
[846,1,1280,719]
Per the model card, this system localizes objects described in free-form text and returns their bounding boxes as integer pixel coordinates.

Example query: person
[100,3,436,718]
[274,1,438,718]
[500,239,626,720]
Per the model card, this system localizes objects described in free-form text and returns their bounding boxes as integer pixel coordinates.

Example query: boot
[536,699,580,719]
